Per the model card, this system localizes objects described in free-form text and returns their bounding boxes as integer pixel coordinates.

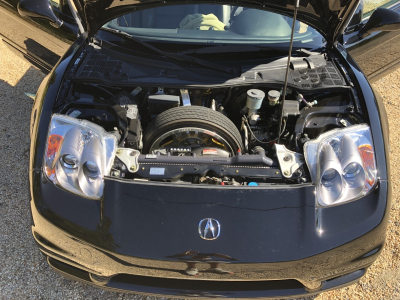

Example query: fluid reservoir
[268,90,280,106]
[246,89,265,116]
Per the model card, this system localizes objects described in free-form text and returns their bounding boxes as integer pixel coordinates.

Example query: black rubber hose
[223,87,232,106]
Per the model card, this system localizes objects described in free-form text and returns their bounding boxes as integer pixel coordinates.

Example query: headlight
[304,124,377,207]
[43,114,118,199]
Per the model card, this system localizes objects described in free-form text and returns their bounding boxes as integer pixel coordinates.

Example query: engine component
[143,106,244,155]
[246,89,265,116]
[115,148,140,172]
[199,176,222,184]
[191,147,230,157]
[297,93,317,108]
[114,90,137,106]
[64,95,128,146]
[65,108,118,132]
[274,144,305,178]
[126,112,142,150]
[135,163,281,180]
[241,119,249,152]
[138,150,273,166]
[282,100,300,118]
[148,94,180,114]
[268,90,280,106]
[211,99,216,110]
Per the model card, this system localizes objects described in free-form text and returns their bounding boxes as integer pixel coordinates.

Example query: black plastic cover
[148,94,180,114]
[282,100,300,118]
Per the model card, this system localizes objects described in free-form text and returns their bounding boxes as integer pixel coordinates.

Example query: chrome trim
[198,218,221,240]
[180,89,191,106]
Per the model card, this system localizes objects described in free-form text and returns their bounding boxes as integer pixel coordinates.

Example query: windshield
[102,4,325,48]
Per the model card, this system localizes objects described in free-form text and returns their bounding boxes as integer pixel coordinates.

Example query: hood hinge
[90,36,102,47]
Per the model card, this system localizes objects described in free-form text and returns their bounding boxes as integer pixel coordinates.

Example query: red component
[221,182,225,185]
[47,134,63,157]
[45,134,63,177]
[358,144,376,187]
[203,149,218,155]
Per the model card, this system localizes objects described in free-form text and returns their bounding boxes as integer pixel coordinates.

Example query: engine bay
[54,61,363,186]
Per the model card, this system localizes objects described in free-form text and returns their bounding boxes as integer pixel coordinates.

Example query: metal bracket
[115,148,140,173]
[156,87,164,95]
[274,144,305,178]
[180,89,191,106]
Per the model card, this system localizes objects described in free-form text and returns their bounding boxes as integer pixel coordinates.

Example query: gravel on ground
[0,39,399,300]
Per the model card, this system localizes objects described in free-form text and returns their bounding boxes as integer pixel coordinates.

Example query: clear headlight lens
[43,114,118,199]
[304,124,377,207]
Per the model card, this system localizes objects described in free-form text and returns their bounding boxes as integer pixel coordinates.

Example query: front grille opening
[110,274,303,292]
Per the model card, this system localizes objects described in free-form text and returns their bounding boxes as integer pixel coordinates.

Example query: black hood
[72,0,360,43]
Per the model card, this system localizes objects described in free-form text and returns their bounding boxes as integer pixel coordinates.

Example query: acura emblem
[198,218,220,240]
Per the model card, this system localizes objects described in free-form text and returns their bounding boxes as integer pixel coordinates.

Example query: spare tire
[143,106,244,155]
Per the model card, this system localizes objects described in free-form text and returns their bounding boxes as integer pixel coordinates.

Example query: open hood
[71,0,360,44]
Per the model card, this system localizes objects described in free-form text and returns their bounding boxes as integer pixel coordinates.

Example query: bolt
[235,170,239,173]
[275,171,279,174]
[116,150,121,155]
[284,171,289,176]
[142,167,145,170]
[181,168,184,171]
[221,168,225,172]
[283,156,290,161]
[129,151,136,156]
[194,167,199,171]
[130,166,136,171]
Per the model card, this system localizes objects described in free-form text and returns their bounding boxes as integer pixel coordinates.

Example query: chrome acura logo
[198,218,220,240]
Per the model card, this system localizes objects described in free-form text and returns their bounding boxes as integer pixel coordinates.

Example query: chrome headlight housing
[304,124,377,207]
[43,114,118,199]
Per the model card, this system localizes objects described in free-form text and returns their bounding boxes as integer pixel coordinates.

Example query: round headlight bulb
[83,161,100,179]
[343,162,364,188]
[61,154,79,169]
[321,168,339,188]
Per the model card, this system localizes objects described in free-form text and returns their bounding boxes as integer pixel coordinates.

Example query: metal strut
[277,0,300,144]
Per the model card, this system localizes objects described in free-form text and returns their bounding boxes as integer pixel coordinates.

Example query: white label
[149,168,165,175]
[203,149,218,155]
[126,105,138,119]
[146,154,157,159]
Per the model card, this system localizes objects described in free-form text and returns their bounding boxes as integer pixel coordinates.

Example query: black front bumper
[30,170,390,298]
[47,256,366,298]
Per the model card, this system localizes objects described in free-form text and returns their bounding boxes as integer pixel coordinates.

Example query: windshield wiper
[179,45,318,55]
[179,45,289,55]
[100,28,236,75]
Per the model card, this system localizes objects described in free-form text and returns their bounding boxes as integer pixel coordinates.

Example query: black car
[0,0,397,298]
